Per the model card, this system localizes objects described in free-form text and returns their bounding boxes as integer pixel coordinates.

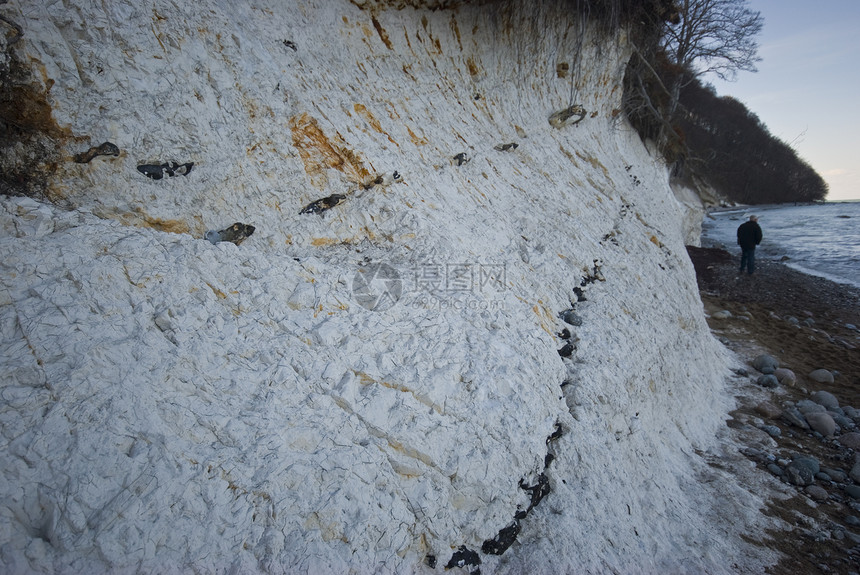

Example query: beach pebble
[782,407,811,429]
[815,472,833,483]
[806,412,837,437]
[822,467,847,483]
[797,399,826,415]
[761,425,782,438]
[850,462,860,484]
[830,412,855,430]
[809,369,835,384]
[845,485,860,500]
[845,515,860,527]
[752,354,779,374]
[786,461,816,486]
[812,390,840,410]
[767,463,784,476]
[793,456,821,475]
[839,433,860,450]
[756,374,779,388]
[774,368,797,386]
[712,310,732,320]
[755,401,782,419]
[806,485,829,502]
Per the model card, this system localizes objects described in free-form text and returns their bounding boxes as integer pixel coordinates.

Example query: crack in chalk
[0,281,50,383]
[82,471,159,540]
[353,370,442,414]
[331,395,437,470]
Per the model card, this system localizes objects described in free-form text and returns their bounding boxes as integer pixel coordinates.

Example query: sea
[701,201,860,290]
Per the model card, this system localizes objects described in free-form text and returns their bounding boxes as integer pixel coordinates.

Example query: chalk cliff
[0,1,771,573]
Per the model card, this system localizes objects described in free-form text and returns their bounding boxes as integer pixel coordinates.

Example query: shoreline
[688,246,860,573]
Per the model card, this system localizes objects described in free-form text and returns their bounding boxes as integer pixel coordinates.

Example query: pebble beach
[688,246,860,574]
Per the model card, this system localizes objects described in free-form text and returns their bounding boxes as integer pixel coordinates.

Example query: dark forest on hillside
[617,0,828,204]
[677,80,828,204]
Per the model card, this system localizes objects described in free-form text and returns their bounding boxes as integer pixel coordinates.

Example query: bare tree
[622,0,763,161]
[662,0,763,83]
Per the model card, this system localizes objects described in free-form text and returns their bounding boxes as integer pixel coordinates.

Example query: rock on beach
[755,401,782,419]
[811,390,839,410]
[809,369,835,384]
[806,485,829,502]
[786,462,816,487]
[773,368,796,386]
[805,412,836,437]
[838,433,860,450]
[752,354,779,374]
[782,407,811,430]
[796,399,826,415]
[756,374,779,388]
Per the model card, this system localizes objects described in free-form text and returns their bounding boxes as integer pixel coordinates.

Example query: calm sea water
[701,201,860,289]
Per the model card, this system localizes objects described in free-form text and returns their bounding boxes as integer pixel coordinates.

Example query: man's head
[749,215,758,222]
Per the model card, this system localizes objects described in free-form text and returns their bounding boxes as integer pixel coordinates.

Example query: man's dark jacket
[737,220,762,250]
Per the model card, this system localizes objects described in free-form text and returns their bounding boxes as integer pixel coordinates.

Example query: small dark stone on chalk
[482,520,521,555]
[547,422,563,443]
[137,161,193,180]
[74,141,120,163]
[205,223,256,246]
[445,546,481,573]
[300,193,346,215]
[453,152,470,166]
[558,343,574,357]
[520,474,550,512]
[559,309,582,326]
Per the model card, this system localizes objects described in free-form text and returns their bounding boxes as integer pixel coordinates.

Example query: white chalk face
[0,1,761,573]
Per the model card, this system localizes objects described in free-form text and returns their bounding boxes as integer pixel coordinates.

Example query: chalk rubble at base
[0,1,777,573]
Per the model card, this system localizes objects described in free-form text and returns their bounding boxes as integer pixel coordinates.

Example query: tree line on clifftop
[602,0,830,204]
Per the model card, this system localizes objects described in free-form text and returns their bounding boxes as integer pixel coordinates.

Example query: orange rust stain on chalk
[117,208,203,235]
[466,57,480,77]
[371,16,393,50]
[450,15,462,50]
[354,103,397,145]
[407,126,428,146]
[354,103,382,133]
[289,112,369,188]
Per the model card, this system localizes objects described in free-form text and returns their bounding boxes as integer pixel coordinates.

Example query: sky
[706,0,860,201]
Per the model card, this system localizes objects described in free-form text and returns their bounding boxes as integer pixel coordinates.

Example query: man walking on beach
[737,215,762,275]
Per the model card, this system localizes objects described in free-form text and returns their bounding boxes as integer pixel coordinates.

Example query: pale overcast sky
[707,0,860,201]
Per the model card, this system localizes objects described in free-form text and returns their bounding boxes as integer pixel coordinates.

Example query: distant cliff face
[0,1,766,573]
